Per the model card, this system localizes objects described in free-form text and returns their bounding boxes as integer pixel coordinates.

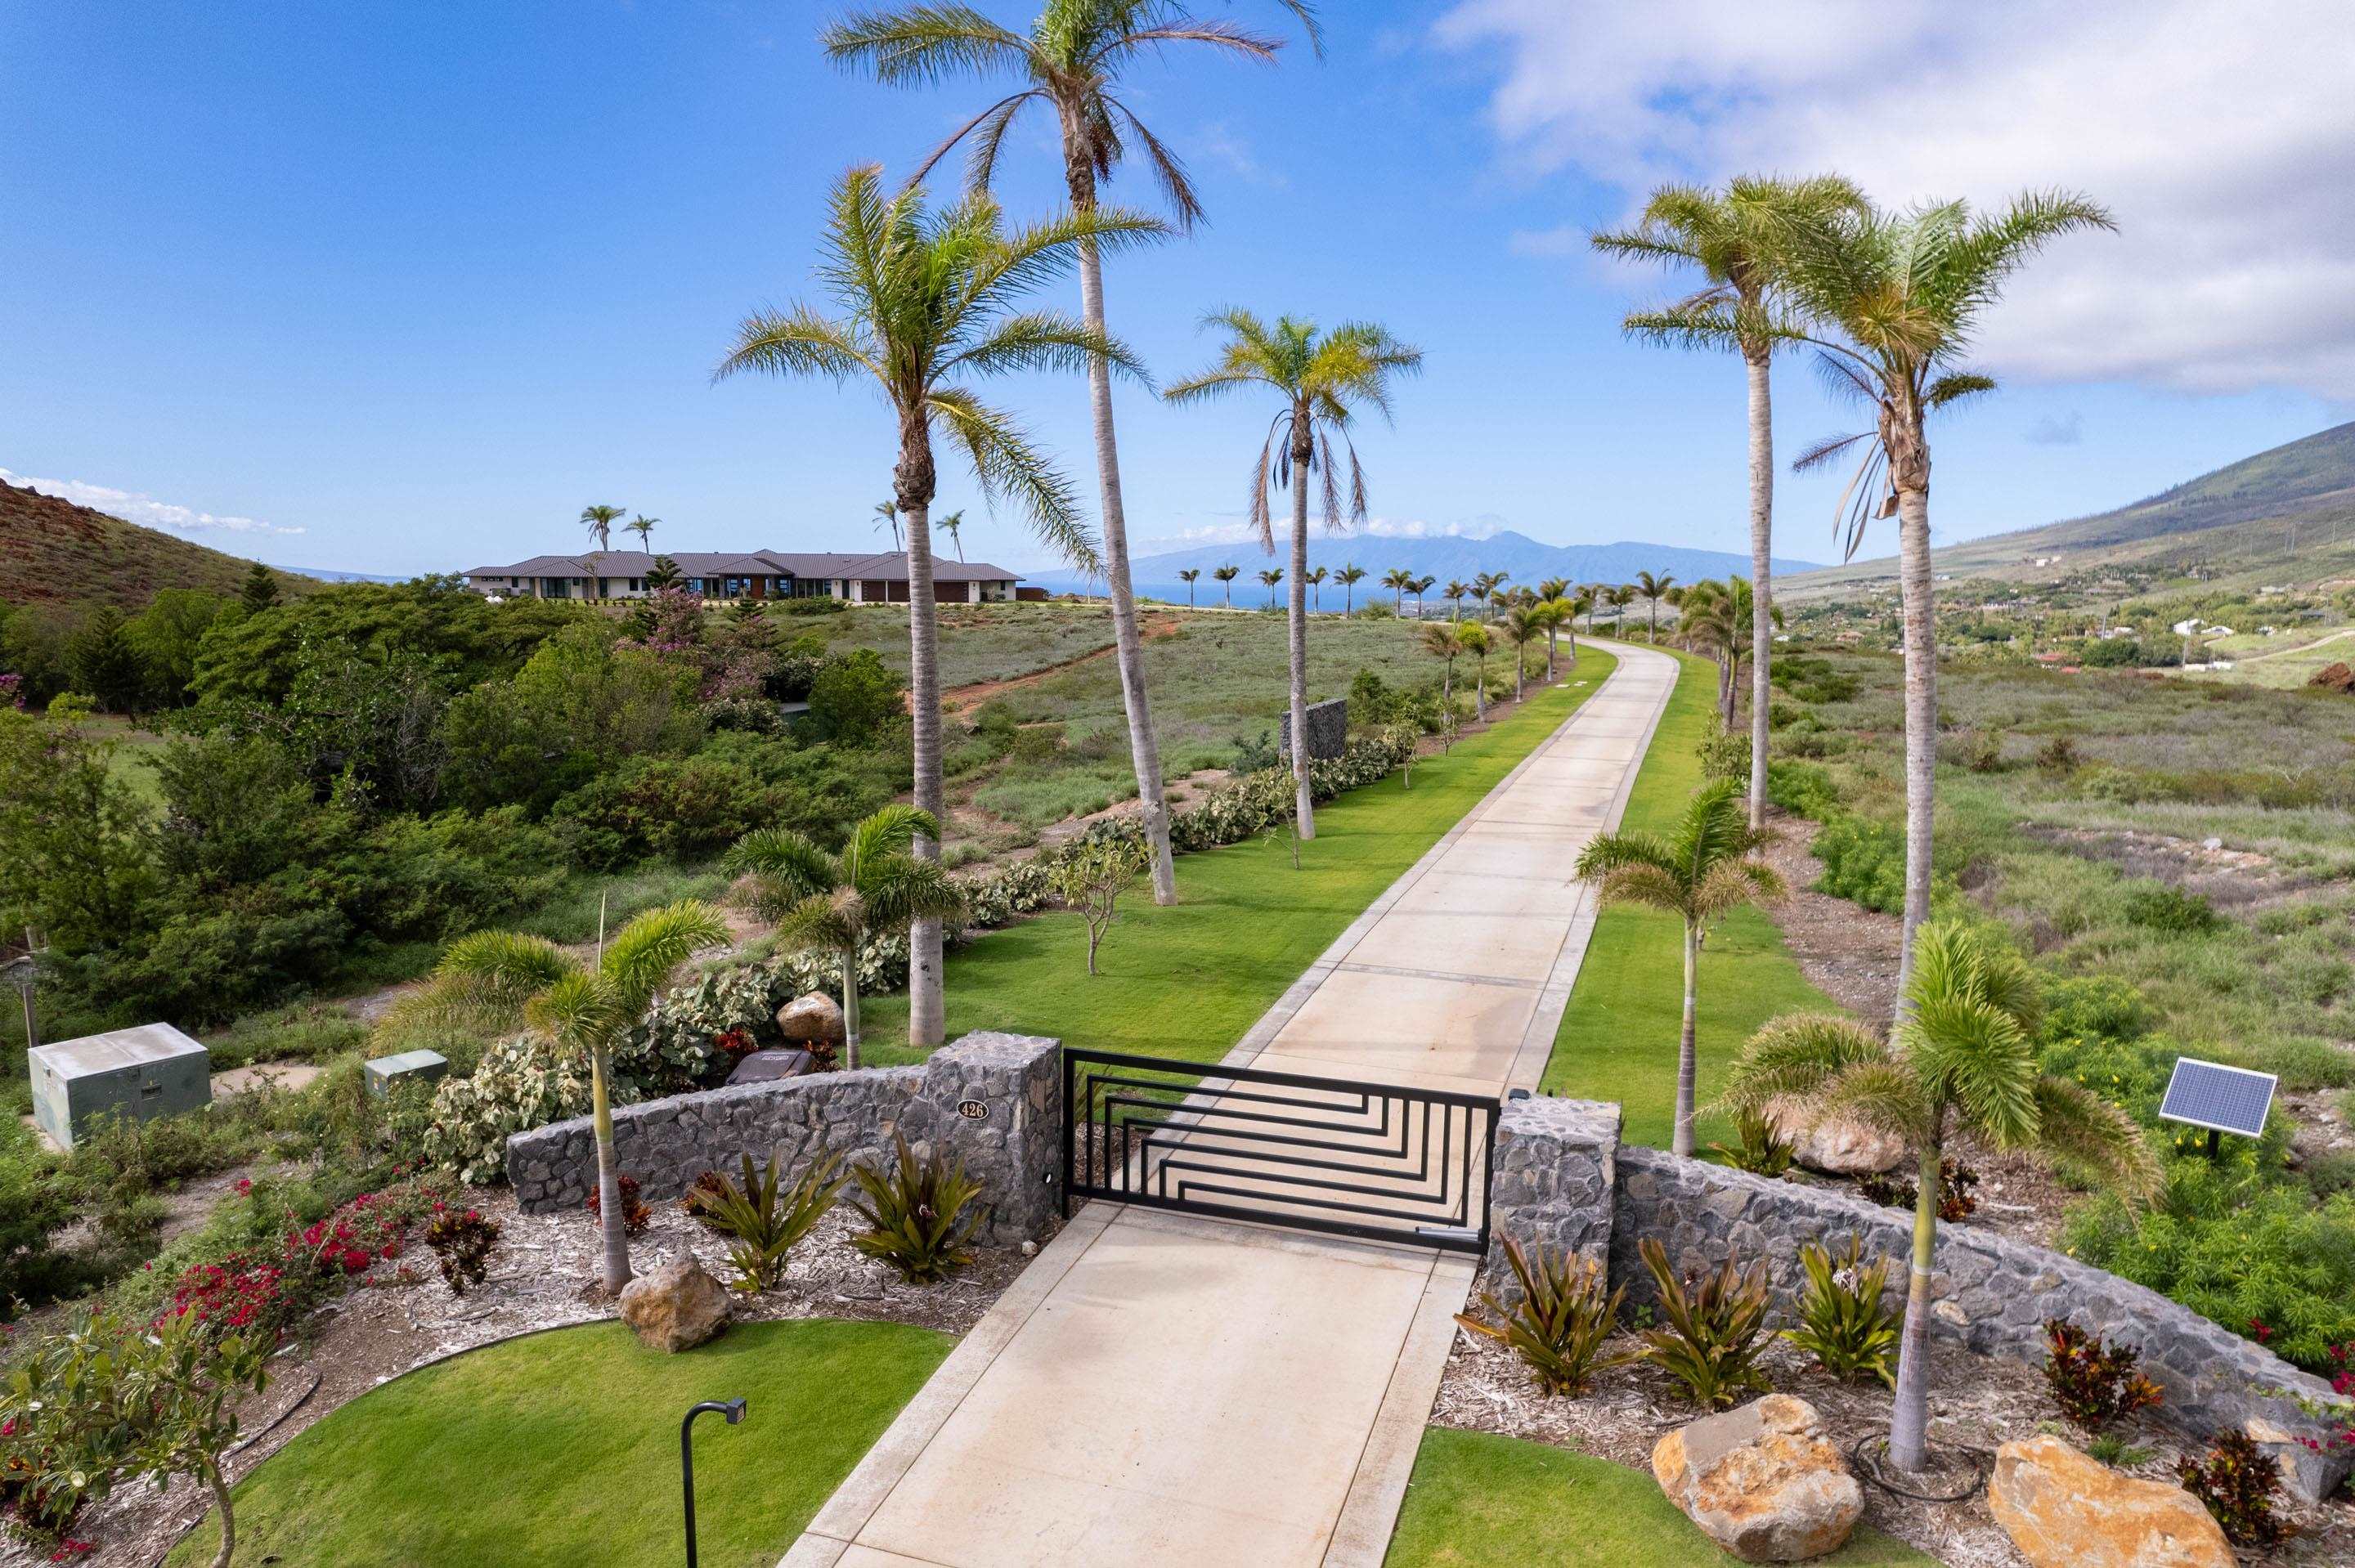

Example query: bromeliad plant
[848,1133,986,1284]
[697,1149,849,1294]
[1634,1237,1774,1410]
[726,807,967,1070]
[1454,1239,1632,1396]
[1783,1236,1900,1387]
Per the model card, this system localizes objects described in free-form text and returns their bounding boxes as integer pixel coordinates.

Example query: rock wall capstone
[505,1031,1061,1247]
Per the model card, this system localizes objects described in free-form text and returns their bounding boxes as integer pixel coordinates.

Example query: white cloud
[1130,513,1500,556]
[1434,0,2355,399]
[2025,410,2085,446]
[0,467,304,535]
[1193,120,1286,189]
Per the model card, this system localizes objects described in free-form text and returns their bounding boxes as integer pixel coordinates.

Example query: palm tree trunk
[1886,1139,1943,1472]
[205,1461,236,1568]
[1746,351,1775,832]
[1674,922,1699,1158]
[1895,482,1936,1007]
[903,495,947,1048]
[1514,645,1526,700]
[840,950,862,1072]
[1545,626,1557,679]
[590,1046,631,1293]
[1473,657,1486,719]
[1072,227,1178,906]
[1288,430,1315,840]
[1222,580,1231,608]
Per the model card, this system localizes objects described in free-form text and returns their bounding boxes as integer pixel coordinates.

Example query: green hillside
[1786,419,2355,599]
[0,479,312,608]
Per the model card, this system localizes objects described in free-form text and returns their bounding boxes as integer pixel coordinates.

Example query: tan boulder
[1770,1099,1906,1175]
[1987,1436,2232,1568]
[1652,1394,1863,1562]
[617,1257,731,1353]
[776,992,846,1046]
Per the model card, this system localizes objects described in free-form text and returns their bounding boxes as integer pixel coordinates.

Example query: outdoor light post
[680,1397,747,1568]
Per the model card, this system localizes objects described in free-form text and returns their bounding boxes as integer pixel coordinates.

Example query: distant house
[462,550,1022,605]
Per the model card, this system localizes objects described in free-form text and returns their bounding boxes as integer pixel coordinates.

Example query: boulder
[728,1047,818,1086]
[1770,1100,1906,1176]
[1651,1394,1863,1562]
[2307,660,2355,693]
[617,1257,731,1353]
[776,992,846,1046]
[1987,1436,2232,1568]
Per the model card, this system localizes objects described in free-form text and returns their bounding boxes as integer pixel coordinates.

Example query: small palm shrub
[2174,1428,2285,1546]
[1783,1237,1900,1387]
[848,1135,986,1284]
[2042,1319,2163,1429]
[698,1149,847,1293]
[1710,1109,1795,1177]
[1454,1239,1631,1396]
[424,1206,501,1297]
[1635,1239,1774,1410]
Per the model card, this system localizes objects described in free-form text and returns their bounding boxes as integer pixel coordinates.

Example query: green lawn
[1541,646,1840,1150]
[168,1319,949,1568]
[862,649,1619,1066]
[1385,1428,1933,1567]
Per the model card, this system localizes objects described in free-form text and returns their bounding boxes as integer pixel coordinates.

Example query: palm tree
[718,165,1145,1046]
[1445,578,1469,622]
[581,504,624,553]
[1574,778,1782,1159]
[1780,190,2113,998]
[1595,177,1866,835]
[1572,585,1597,637]
[828,1,1321,916]
[1608,585,1636,636]
[626,513,659,550]
[1382,567,1414,611]
[872,498,904,553]
[1165,311,1423,840]
[1545,594,1577,672]
[1411,574,1435,618]
[1503,603,1546,701]
[1305,563,1328,610]
[726,807,966,1071]
[1213,562,1239,607]
[1178,567,1201,607]
[1723,921,2155,1472]
[1257,567,1283,607]
[1469,571,1503,617]
[934,508,967,562]
[1456,620,1491,719]
[1633,570,1675,642]
[1420,620,1462,711]
[401,901,729,1292]
[1336,562,1366,613]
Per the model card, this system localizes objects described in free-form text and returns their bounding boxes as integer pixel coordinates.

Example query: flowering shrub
[160,1255,293,1339]
[285,1189,412,1278]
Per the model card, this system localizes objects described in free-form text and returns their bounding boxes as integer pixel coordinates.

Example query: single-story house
[462,550,1022,604]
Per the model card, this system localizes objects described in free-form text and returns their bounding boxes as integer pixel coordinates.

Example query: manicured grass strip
[1384,1427,1933,1567]
[167,1319,949,1568]
[862,649,1620,1066]
[1541,644,1840,1150]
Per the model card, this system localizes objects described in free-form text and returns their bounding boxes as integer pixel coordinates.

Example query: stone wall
[505,1031,1061,1247]
[1483,1093,2352,1502]
[1278,697,1348,763]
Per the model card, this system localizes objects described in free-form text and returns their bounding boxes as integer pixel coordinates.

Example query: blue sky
[5,2,2348,578]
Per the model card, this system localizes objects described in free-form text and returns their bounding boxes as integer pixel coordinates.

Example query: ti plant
[1455,1238,1632,1396]
[698,1149,849,1294]
[1635,1237,1774,1410]
[1783,1236,1900,1387]
[848,1133,986,1284]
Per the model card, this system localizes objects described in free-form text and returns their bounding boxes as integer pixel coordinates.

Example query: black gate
[1060,1048,1500,1253]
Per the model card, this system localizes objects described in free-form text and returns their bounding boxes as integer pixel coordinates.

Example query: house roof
[464,549,1020,583]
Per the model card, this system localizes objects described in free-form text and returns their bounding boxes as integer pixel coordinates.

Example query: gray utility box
[1277,697,1349,763]
[363,1049,449,1099]
[29,1024,212,1149]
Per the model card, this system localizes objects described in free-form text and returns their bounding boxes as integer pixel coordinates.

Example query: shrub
[2034,733,2082,776]
[1634,1239,1774,1410]
[424,1204,501,1296]
[549,755,784,868]
[804,648,904,746]
[2174,1429,2286,1546]
[1698,722,1751,784]
[1048,835,1150,976]
[1811,813,1906,914]
[847,1134,985,1284]
[695,1149,848,1292]
[1708,1109,1794,1177]
[1783,1237,1900,1387]
[424,1035,608,1185]
[585,1173,652,1236]
[628,964,792,1094]
[2042,1319,2164,1429]
[2117,882,2222,934]
[0,1118,72,1315]
[1766,761,1840,821]
[1454,1239,1631,1396]
[1857,1158,1979,1221]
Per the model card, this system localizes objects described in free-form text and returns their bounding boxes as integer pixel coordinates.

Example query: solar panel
[2158,1057,2276,1139]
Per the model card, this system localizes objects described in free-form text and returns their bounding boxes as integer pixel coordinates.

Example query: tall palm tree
[1456,620,1491,719]
[400,901,730,1292]
[1633,570,1674,642]
[1213,562,1239,606]
[1573,779,1782,1158]
[934,508,967,561]
[1469,571,1503,617]
[1257,566,1283,607]
[626,513,659,550]
[1411,574,1435,618]
[1781,190,2113,998]
[1336,562,1366,613]
[1724,921,2155,1472]
[1165,311,1422,840]
[1420,620,1462,711]
[1503,603,1546,701]
[1595,177,1866,834]
[828,0,1322,914]
[1304,563,1328,610]
[1572,585,1597,637]
[1608,585,1636,636]
[1382,566,1414,611]
[717,165,1146,1046]
[1445,578,1469,622]
[1545,593,1578,672]
[872,497,905,553]
[581,503,624,553]
[727,807,965,1071]
[1178,567,1201,607]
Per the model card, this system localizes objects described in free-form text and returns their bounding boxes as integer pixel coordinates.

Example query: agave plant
[847,1132,987,1284]
[1456,1238,1632,1396]
[696,1148,849,1293]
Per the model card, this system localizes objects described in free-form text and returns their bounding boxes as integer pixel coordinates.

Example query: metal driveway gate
[1060,1048,1499,1253]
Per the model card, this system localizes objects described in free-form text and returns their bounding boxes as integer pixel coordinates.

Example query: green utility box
[363,1048,449,1098]
[29,1024,212,1149]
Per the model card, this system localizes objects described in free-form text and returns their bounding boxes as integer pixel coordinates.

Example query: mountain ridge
[0,482,314,608]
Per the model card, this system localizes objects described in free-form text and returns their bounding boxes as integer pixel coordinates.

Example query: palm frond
[1722,1012,1890,1113]
[2029,1076,2160,1200]
[821,5,1030,86]
[859,856,968,932]
[1812,1059,1932,1145]
[942,309,1151,386]
[925,386,1101,573]
[844,804,940,882]
[523,969,626,1060]
[599,900,732,1015]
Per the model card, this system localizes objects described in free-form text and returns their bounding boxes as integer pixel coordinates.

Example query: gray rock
[617,1258,731,1353]
[775,992,846,1045]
